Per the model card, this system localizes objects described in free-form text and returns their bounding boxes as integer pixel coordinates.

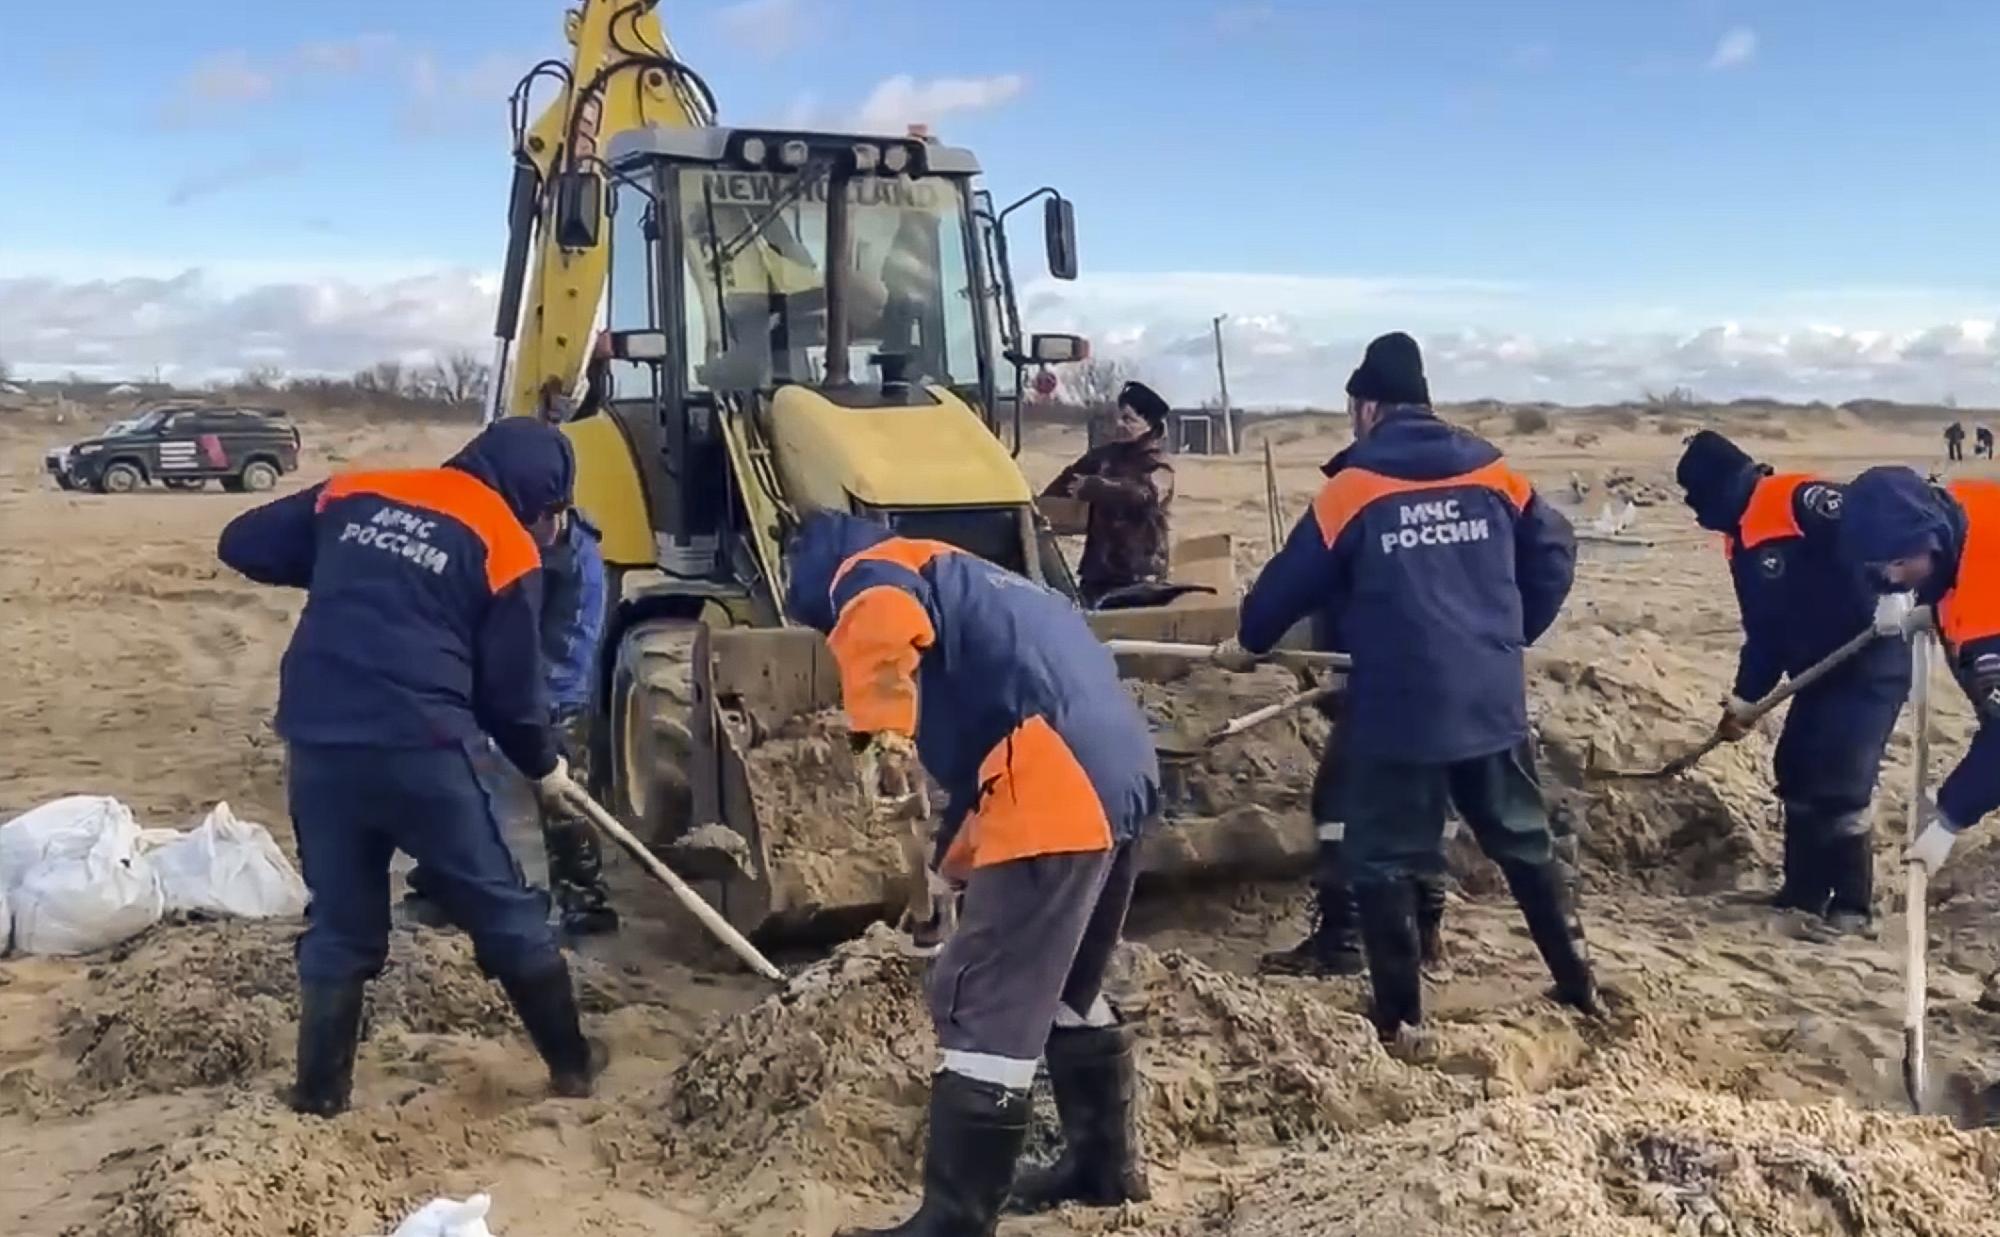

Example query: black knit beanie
[1117,381,1170,434]
[1345,332,1430,407]
[1674,430,1765,532]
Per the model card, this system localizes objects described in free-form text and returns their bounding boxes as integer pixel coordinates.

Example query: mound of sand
[56,920,550,1099]
[655,927,1483,1217]
[736,663,1332,926]
[1160,1082,2000,1236]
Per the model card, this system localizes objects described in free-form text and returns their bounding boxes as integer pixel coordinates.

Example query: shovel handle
[1903,628,1933,1112]
[1105,639,1352,671]
[573,792,786,984]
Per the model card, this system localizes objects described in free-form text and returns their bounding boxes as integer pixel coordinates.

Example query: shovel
[1586,624,1890,781]
[1154,684,1337,761]
[571,790,786,984]
[1904,627,1934,1114]
[1104,638,1352,673]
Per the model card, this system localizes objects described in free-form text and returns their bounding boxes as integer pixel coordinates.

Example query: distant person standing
[1979,425,1995,461]
[1042,381,1175,609]
[1945,420,1966,462]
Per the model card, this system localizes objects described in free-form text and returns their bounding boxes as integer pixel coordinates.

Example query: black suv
[46,405,302,494]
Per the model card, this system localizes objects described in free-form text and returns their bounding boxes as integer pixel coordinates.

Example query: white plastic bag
[146,803,307,919]
[0,796,138,891]
[379,1194,497,1237]
[10,815,164,955]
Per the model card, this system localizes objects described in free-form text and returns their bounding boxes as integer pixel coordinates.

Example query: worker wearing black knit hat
[1345,331,1431,409]
[1222,331,1593,1039]
[1672,432,1910,936]
[1043,380,1175,609]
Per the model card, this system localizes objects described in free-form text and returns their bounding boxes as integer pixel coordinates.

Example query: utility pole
[1212,313,1237,454]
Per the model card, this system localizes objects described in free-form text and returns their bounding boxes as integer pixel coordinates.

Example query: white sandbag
[0,882,10,956]
[0,796,139,891]
[379,1194,498,1237]
[148,803,307,919]
[10,817,163,955]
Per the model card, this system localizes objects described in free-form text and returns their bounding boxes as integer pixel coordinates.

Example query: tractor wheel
[608,619,701,848]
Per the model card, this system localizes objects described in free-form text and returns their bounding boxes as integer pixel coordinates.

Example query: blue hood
[445,419,575,525]
[1345,405,1500,480]
[1841,466,1951,567]
[784,510,893,631]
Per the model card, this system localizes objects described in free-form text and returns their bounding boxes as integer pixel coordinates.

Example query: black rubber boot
[1354,880,1423,1041]
[497,961,606,1098]
[1007,1025,1150,1214]
[292,980,366,1118]
[1415,877,1448,968]
[1501,860,1601,1017]
[1260,841,1365,977]
[544,820,620,937]
[1771,803,1831,914]
[837,1070,1031,1237]
[1812,831,1877,939]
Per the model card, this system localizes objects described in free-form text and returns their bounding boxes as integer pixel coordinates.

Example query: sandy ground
[5,402,2000,1235]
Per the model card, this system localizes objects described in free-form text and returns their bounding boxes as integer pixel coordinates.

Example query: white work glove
[1212,638,1260,673]
[1873,592,1927,638]
[1906,798,1963,876]
[535,756,594,818]
[1716,696,1757,743]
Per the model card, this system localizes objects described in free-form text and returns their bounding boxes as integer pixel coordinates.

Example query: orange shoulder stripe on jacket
[1310,460,1533,548]
[1941,479,2000,649]
[830,536,962,590]
[827,584,936,736]
[939,715,1113,877]
[1736,473,1813,552]
[319,468,540,593]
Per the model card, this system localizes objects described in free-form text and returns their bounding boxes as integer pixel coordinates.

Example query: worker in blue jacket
[1673,432,1909,935]
[537,508,616,935]
[1842,467,2000,879]
[217,419,603,1117]
[785,510,1157,1236]
[1219,332,1592,1040]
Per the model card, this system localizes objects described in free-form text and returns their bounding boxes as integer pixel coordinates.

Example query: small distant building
[1170,409,1228,455]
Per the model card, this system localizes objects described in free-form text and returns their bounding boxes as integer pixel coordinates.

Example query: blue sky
[4,0,1999,403]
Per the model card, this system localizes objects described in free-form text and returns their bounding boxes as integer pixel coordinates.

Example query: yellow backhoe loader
[490,2,1299,940]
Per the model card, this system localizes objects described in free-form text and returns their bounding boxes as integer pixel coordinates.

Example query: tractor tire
[608,618,701,849]
[99,462,143,494]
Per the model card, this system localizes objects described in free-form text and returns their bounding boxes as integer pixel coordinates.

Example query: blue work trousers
[288,741,561,985]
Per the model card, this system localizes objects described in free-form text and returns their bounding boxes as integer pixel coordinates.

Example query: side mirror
[554,171,604,249]
[1043,196,1078,281]
[1029,333,1090,365]
[610,330,670,362]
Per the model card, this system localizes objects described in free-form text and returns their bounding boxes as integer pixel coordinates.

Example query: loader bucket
[679,534,1322,942]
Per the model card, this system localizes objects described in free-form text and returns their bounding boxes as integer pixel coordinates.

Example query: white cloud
[1708,27,1758,71]
[6,263,2000,408]
[162,50,274,122]
[294,34,400,75]
[161,39,517,133]
[853,73,1027,134]
[716,0,816,59]
[0,269,496,381]
[1214,3,1277,36]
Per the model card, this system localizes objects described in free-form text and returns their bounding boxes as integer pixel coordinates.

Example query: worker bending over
[785,510,1157,1236]
[1219,332,1593,1039]
[217,419,602,1117]
[1674,432,1909,934]
[1842,467,2000,878]
[1042,380,1175,609]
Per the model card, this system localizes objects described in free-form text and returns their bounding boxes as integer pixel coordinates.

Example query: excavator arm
[487,0,716,422]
